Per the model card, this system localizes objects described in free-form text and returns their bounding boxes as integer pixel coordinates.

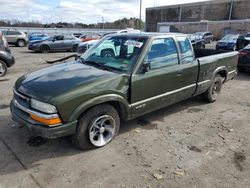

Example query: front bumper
[225,70,237,82]
[238,59,250,70]
[28,44,40,51]
[0,51,15,67]
[10,100,77,139]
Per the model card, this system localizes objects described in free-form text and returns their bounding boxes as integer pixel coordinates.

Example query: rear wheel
[203,75,223,103]
[72,104,120,150]
[0,60,7,77]
[16,39,26,47]
[40,45,50,53]
[101,49,115,57]
[72,44,78,52]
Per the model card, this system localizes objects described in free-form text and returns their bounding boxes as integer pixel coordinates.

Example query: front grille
[77,45,87,54]
[218,42,226,46]
[13,89,30,109]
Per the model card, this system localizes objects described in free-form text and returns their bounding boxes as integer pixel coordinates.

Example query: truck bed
[194,49,238,96]
[194,49,232,58]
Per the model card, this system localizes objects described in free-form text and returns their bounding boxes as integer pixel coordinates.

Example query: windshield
[193,32,203,37]
[190,34,202,41]
[80,35,148,72]
[221,35,238,41]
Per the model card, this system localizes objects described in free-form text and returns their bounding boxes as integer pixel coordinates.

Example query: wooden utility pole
[139,0,142,30]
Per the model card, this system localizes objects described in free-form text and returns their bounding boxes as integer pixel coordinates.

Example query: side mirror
[142,62,151,73]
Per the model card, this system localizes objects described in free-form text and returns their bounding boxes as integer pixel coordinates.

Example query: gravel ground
[0,44,249,188]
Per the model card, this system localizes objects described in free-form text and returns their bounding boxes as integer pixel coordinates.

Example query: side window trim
[145,37,180,71]
[176,36,195,64]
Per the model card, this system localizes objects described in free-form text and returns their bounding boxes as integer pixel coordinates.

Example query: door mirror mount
[142,62,151,73]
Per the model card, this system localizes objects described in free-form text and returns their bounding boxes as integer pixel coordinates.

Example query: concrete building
[145,0,250,38]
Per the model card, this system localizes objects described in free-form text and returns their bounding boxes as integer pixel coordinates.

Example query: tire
[101,49,115,57]
[40,45,50,53]
[72,44,78,52]
[16,39,26,47]
[72,104,120,150]
[238,67,246,72]
[0,60,7,77]
[203,75,223,103]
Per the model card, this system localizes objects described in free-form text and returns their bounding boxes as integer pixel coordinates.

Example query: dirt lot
[0,44,250,188]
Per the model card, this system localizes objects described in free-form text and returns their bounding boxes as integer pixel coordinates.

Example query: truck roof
[107,32,187,38]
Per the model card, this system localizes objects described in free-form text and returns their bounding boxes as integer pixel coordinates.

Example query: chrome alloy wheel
[89,115,116,147]
[212,81,220,98]
[0,62,7,76]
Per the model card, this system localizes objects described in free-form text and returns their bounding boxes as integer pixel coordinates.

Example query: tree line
[0,18,144,29]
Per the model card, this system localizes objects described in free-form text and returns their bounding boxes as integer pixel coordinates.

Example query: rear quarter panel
[196,51,238,94]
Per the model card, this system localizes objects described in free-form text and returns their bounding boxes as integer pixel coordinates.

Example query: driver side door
[50,35,65,50]
[130,37,193,118]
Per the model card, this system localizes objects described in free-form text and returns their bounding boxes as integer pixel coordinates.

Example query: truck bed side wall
[195,51,238,96]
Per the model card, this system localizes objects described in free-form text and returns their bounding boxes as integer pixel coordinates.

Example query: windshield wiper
[80,58,113,71]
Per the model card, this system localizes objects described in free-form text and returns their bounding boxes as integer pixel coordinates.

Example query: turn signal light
[29,114,62,126]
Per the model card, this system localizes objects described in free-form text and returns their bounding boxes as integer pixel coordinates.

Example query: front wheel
[202,75,223,102]
[40,45,50,53]
[72,104,120,150]
[0,60,7,77]
[101,49,115,57]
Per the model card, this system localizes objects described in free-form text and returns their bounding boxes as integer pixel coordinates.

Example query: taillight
[239,51,248,57]
[4,42,9,49]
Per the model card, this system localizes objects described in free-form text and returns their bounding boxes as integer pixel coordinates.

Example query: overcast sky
[0,0,211,23]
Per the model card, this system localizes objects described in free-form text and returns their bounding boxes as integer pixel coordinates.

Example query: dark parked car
[77,40,98,57]
[238,44,250,71]
[0,32,15,77]
[79,34,100,42]
[216,34,244,51]
[28,34,81,53]
[73,33,83,38]
[194,31,213,44]
[28,32,49,42]
[1,30,28,47]
[189,34,205,49]
[11,33,238,149]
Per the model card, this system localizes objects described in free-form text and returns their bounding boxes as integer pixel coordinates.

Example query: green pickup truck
[10,33,238,149]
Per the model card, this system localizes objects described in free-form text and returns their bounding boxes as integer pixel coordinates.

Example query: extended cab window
[146,38,179,69]
[176,37,194,63]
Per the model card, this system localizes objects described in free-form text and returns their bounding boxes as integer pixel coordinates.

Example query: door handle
[176,70,183,76]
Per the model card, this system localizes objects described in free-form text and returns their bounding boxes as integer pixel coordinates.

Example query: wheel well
[217,70,227,82]
[101,48,114,54]
[16,39,26,44]
[0,58,6,64]
[79,101,128,121]
[40,44,50,50]
[107,101,127,120]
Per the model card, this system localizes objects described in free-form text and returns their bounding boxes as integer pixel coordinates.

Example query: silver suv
[1,30,28,47]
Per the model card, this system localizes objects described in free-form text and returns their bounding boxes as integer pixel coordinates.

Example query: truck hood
[15,61,118,101]
[218,39,237,44]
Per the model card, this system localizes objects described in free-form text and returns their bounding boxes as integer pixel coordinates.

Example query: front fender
[68,94,131,122]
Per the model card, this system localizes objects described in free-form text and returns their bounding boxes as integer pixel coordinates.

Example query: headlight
[31,98,57,114]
